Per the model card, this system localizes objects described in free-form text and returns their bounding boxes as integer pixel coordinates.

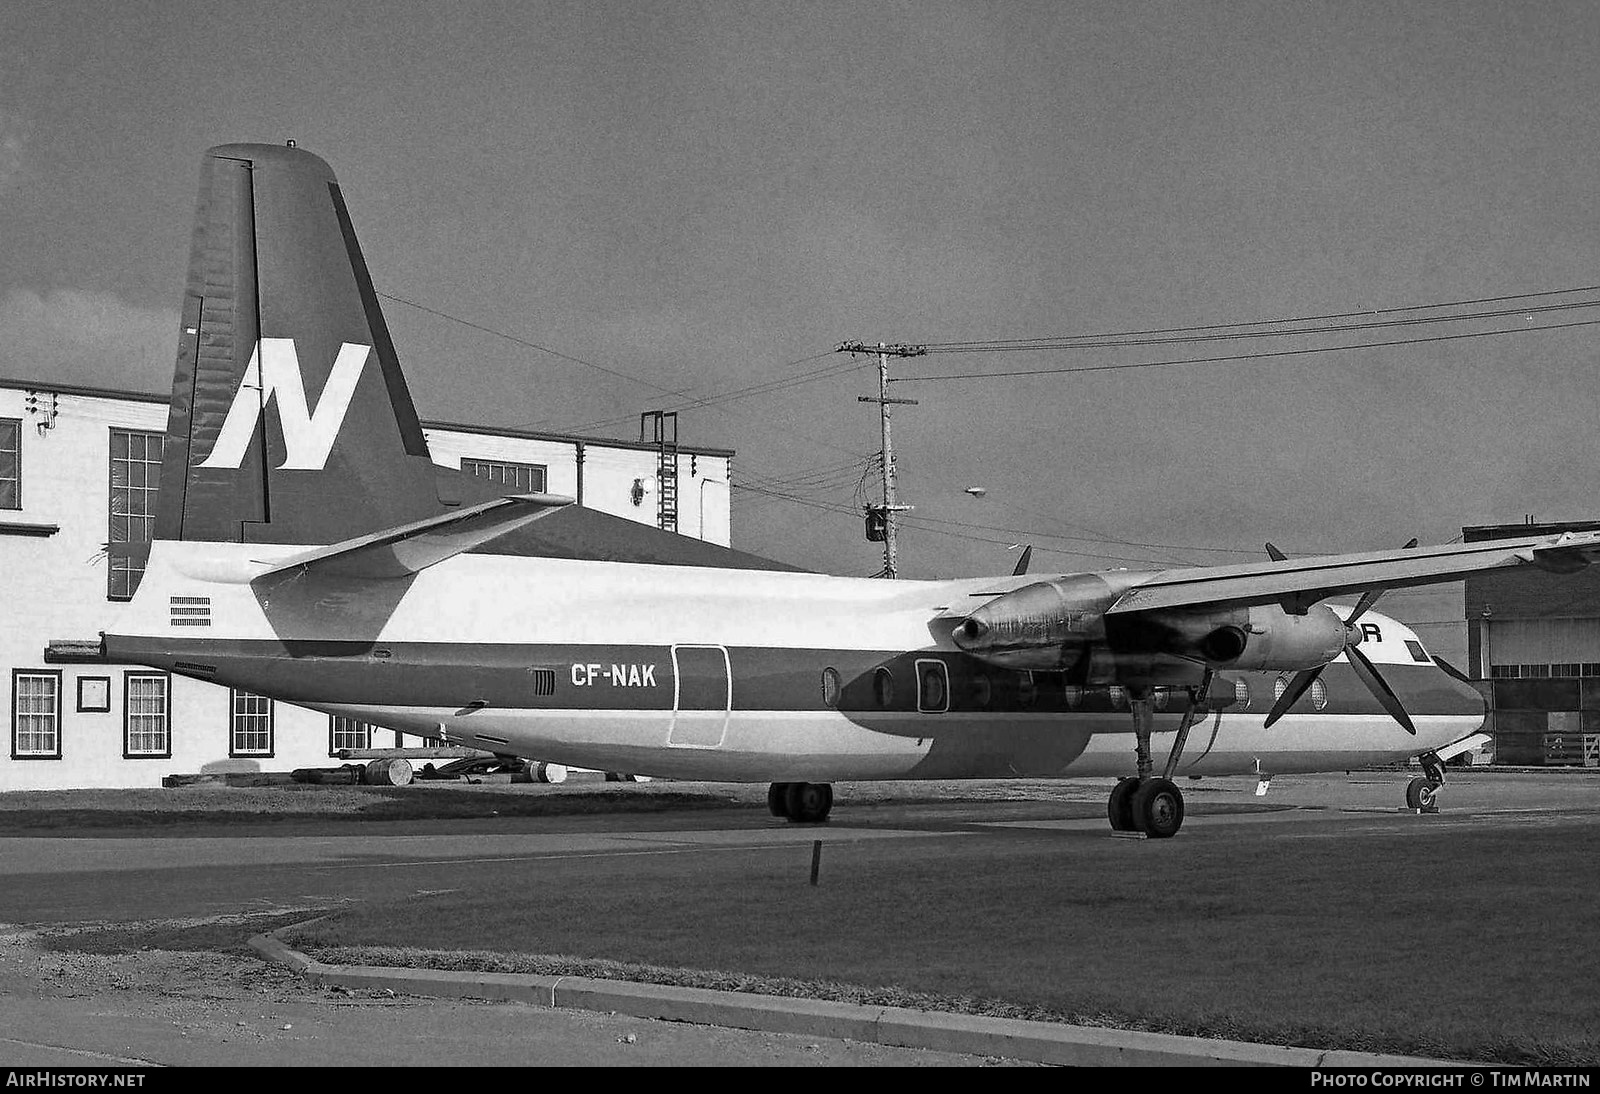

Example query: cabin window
[873,667,895,708]
[0,418,19,509]
[1234,678,1251,709]
[1109,685,1127,710]
[916,660,949,714]
[11,670,61,759]
[1016,671,1036,708]
[821,668,841,708]
[1061,684,1083,709]
[1152,687,1170,711]
[229,689,274,757]
[1272,674,1289,703]
[124,672,171,758]
[1310,678,1328,711]
[971,674,992,709]
[1404,640,1431,664]
[329,716,372,754]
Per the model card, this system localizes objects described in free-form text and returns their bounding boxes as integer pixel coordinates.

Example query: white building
[0,378,732,790]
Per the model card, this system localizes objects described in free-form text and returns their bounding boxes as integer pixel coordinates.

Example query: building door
[668,644,731,747]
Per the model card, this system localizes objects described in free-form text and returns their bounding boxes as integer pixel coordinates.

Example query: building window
[12,670,62,759]
[0,418,19,509]
[124,672,171,758]
[461,458,546,493]
[109,429,163,600]
[329,715,371,754]
[230,689,274,757]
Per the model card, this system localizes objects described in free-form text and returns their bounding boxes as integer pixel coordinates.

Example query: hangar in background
[1465,519,1600,767]
[0,378,733,790]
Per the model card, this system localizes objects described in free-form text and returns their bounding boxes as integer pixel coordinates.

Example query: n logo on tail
[197,338,369,471]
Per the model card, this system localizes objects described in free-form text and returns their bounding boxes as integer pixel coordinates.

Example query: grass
[282,815,1600,1065]
[0,782,750,831]
[10,776,1595,1063]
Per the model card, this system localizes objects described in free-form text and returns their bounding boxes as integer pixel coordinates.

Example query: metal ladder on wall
[641,410,679,533]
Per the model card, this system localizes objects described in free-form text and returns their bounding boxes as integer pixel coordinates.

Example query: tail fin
[154,142,447,546]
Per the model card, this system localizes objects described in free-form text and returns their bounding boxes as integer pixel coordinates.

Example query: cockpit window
[1404,639,1431,664]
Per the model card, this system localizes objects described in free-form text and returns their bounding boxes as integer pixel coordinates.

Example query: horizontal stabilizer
[259,493,574,580]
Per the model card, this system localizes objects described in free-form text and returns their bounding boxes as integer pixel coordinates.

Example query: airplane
[99,142,1600,839]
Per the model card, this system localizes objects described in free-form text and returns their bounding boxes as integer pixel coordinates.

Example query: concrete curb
[249,933,1454,1067]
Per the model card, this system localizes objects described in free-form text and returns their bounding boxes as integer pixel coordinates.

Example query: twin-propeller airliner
[101,143,1600,837]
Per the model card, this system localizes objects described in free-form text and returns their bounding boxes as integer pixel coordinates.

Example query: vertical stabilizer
[155,142,446,546]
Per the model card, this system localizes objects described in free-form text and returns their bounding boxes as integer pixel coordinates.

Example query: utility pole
[839,341,924,578]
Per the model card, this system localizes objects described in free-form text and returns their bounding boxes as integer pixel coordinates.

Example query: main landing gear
[1107,671,1214,839]
[768,782,833,824]
[1405,751,1447,814]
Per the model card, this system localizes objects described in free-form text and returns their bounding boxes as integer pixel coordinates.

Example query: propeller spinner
[1262,539,1419,734]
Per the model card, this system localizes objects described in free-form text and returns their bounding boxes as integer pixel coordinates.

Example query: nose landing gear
[1405,751,1447,814]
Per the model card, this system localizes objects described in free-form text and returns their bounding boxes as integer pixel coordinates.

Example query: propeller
[1262,538,1419,734]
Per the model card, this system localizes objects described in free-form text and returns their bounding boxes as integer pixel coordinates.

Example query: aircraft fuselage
[104,542,1486,782]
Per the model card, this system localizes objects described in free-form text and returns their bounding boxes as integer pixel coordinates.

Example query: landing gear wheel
[783,781,833,823]
[1405,776,1440,813]
[767,782,790,817]
[1131,777,1185,839]
[1107,777,1140,832]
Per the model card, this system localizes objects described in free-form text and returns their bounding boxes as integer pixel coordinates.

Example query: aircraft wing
[258,493,574,581]
[1106,530,1600,615]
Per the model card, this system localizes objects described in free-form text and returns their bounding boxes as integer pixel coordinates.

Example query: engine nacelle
[951,574,1127,670]
[1107,602,1350,672]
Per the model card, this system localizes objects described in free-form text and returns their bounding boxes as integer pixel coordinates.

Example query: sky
[3,0,1599,663]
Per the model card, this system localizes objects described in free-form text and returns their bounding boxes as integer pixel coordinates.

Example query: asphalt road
[0,770,1595,1067]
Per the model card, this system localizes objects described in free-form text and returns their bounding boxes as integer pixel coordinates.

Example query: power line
[906,283,1600,349]
[897,318,1600,382]
[919,297,1600,354]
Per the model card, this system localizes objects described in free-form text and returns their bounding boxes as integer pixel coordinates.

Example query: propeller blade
[1012,545,1033,576]
[1347,644,1416,735]
[1263,666,1323,728]
[1344,541,1417,626]
[1346,587,1385,626]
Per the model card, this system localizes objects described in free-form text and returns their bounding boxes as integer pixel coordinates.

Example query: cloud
[0,289,178,394]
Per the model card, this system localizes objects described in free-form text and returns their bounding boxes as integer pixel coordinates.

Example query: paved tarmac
[0,769,1594,1066]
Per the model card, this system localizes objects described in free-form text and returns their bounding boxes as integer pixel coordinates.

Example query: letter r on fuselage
[197,338,370,471]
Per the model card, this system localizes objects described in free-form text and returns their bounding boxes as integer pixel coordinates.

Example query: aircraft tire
[1131,777,1184,839]
[1107,777,1140,832]
[784,781,833,824]
[768,782,790,817]
[1405,776,1439,812]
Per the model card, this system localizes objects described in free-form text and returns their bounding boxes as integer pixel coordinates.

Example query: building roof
[0,376,735,458]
